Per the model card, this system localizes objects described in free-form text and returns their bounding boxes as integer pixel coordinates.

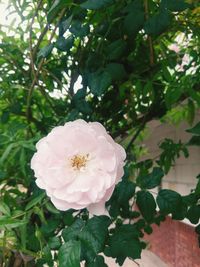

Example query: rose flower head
[31,120,126,215]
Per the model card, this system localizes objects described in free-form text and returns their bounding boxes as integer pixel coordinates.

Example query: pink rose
[31,119,126,215]
[168,44,180,53]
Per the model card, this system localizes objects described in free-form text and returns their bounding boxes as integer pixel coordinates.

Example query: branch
[126,119,146,153]
[29,0,43,79]
[144,0,154,66]
[26,8,67,123]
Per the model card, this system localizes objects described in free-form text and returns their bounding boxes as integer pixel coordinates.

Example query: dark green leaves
[106,224,143,265]
[47,0,72,23]
[187,136,200,146]
[0,202,11,216]
[157,189,182,215]
[62,218,85,242]
[48,236,61,250]
[105,63,126,81]
[81,0,114,10]
[0,217,27,229]
[79,216,111,261]
[165,86,183,108]
[187,122,200,146]
[58,240,81,267]
[137,167,164,189]
[106,40,127,60]
[88,71,112,96]
[187,122,200,135]
[62,216,111,263]
[187,205,200,224]
[1,0,200,265]
[144,10,171,36]
[73,90,92,115]
[124,11,144,36]
[107,178,136,218]
[86,255,108,267]
[59,15,73,36]
[70,20,90,37]
[25,192,45,211]
[161,0,190,12]
[38,44,54,59]
[136,191,156,222]
[123,0,144,36]
[56,36,74,51]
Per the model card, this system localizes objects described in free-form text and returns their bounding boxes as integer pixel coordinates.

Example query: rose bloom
[31,120,126,215]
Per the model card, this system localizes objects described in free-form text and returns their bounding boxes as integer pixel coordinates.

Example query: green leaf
[70,20,90,37]
[0,143,16,164]
[144,224,153,235]
[1,111,9,123]
[105,63,126,81]
[47,0,72,23]
[124,10,144,36]
[38,44,54,59]
[48,236,61,250]
[42,245,54,267]
[73,92,92,115]
[157,189,182,215]
[0,171,6,180]
[144,10,171,36]
[63,210,75,226]
[107,179,136,218]
[160,0,190,12]
[81,0,114,10]
[165,86,183,108]
[79,216,111,261]
[137,167,164,189]
[62,218,85,242]
[106,224,143,264]
[0,217,27,229]
[136,191,156,222]
[107,39,127,60]
[41,219,60,236]
[186,122,200,135]
[172,202,188,220]
[187,136,200,146]
[86,255,108,267]
[56,36,74,51]
[187,205,200,224]
[0,202,11,216]
[45,202,60,214]
[58,240,81,267]
[187,99,195,125]
[25,192,45,211]
[195,180,200,195]
[60,15,73,34]
[88,71,112,96]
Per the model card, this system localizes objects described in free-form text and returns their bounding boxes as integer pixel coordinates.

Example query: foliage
[0,0,200,266]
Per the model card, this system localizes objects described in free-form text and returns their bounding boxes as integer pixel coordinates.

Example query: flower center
[70,154,89,170]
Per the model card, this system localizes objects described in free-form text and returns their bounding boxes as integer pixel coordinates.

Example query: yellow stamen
[71,154,89,170]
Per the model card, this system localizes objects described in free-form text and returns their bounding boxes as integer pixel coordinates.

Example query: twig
[32,25,49,61]
[26,8,67,123]
[29,0,43,79]
[126,121,146,153]
[144,0,154,66]
[37,85,59,115]
[43,68,68,91]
